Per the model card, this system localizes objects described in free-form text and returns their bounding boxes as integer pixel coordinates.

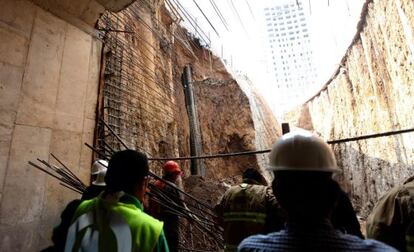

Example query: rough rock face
[236,75,282,182]
[194,78,259,180]
[184,175,229,207]
[97,1,280,182]
[0,0,279,250]
[290,0,414,217]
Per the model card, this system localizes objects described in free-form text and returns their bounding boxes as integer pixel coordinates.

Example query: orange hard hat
[163,161,182,175]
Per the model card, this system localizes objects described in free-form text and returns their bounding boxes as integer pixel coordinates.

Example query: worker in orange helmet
[153,161,184,252]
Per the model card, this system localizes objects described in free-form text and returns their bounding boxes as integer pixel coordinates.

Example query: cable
[228,0,249,38]
[327,127,414,144]
[169,0,211,45]
[148,127,414,161]
[244,0,255,20]
[191,0,220,37]
[209,0,229,31]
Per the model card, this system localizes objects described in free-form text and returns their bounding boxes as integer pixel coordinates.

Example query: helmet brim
[92,181,106,186]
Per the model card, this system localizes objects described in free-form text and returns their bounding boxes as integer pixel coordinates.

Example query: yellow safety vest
[65,193,163,252]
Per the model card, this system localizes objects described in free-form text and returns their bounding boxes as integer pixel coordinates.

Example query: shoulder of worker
[223,183,268,197]
[237,232,282,251]
[366,181,414,238]
[368,180,414,219]
[340,233,399,251]
[116,195,164,231]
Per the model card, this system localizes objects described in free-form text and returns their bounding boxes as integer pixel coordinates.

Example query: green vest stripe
[67,196,163,252]
[224,244,238,252]
[406,235,414,252]
[223,212,266,223]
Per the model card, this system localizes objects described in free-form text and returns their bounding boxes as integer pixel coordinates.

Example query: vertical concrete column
[182,65,204,176]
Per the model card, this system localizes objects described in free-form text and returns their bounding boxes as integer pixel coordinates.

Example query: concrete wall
[299,0,414,217]
[0,0,102,250]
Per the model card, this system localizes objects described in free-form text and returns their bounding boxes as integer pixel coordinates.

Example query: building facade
[264,1,317,116]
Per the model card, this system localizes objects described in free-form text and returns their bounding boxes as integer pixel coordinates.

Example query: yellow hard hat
[269,130,340,173]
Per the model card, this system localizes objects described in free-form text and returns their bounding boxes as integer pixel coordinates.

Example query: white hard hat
[92,169,106,186]
[269,130,340,173]
[91,159,108,175]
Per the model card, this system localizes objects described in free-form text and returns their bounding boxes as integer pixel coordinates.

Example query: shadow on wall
[333,143,414,218]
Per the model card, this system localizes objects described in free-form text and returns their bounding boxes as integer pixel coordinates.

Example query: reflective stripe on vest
[223,212,266,224]
[64,211,132,252]
[407,235,414,252]
[224,244,238,252]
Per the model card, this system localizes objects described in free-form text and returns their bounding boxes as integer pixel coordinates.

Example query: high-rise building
[263,1,317,115]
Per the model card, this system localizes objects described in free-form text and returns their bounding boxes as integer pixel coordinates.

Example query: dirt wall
[0,0,280,250]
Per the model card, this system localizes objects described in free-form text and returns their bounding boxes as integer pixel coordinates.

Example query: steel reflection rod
[29,161,83,192]
[99,117,129,149]
[149,182,217,221]
[60,183,83,194]
[148,184,214,225]
[50,153,84,185]
[95,119,216,212]
[84,142,111,159]
[148,172,214,211]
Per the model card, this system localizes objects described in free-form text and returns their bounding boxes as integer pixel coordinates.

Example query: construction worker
[82,169,107,200]
[64,150,169,252]
[214,168,285,252]
[238,131,396,251]
[41,160,109,252]
[90,159,108,181]
[152,160,184,252]
[366,176,414,251]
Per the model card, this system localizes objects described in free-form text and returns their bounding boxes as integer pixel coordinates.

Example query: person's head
[162,161,182,182]
[269,130,341,221]
[242,168,265,185]
[105,150,149,201]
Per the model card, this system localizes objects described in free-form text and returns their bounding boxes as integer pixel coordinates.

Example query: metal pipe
[182,65,204,176]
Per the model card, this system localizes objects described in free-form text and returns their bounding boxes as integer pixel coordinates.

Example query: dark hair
[243,168,264,184]
[105,150,149,193]
[272,171,340,220]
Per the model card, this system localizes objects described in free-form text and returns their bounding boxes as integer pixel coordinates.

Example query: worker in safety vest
[64,150,169,252]
[214,168,285,252]
[152,160,184,252]
[41,160,109,252]
[366,176,414,251]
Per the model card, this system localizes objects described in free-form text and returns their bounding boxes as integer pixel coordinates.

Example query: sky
[171,0,366,119]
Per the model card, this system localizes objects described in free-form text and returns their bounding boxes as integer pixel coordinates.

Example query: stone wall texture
[0,0,102,250]
[293,0,414,217]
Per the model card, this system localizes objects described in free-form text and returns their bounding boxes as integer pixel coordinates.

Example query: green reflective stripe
[406,235,414,242]
[224,244,238,252]
[223,212,266,223]
[406,235,414,251]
